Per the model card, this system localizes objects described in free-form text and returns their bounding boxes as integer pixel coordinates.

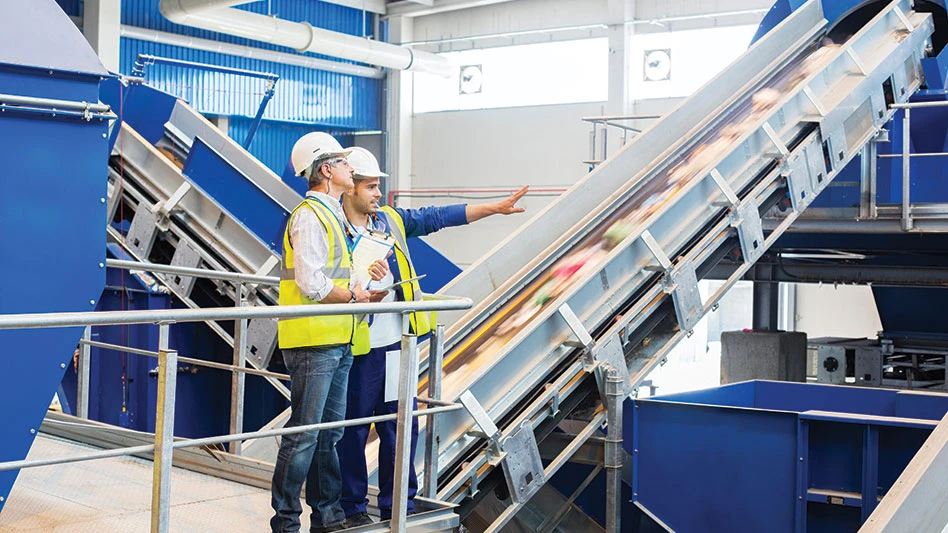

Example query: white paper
[350,231,394,289]
[384,349,401,403]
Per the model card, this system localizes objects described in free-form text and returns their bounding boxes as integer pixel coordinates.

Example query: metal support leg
[423,324,445,499]
[152,322,177,533]
[752,266,779,331]
[860,139,878,219]
[392,313,419,533]
[77,326,91,419]
[229,285,248,454]
[605,366,624,533]
[902,109,913,231]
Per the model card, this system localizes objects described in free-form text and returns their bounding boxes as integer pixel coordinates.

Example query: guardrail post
[423,323,445,499]
[392,312,418,533]
[152,322,177,533]
[902,108,913,231]
[229,283,248,454]
[77,326,92,419]
[604,365,624,533]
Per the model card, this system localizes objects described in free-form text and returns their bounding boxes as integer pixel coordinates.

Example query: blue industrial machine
[0,0,111,510]
[723,0,948,390]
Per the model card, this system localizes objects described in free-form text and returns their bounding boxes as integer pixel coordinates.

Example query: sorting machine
[3,0,948,531]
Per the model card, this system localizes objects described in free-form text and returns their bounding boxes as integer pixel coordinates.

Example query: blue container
[628,381,948,532]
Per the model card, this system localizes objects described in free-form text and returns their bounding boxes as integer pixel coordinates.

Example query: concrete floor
[0,434,285,532]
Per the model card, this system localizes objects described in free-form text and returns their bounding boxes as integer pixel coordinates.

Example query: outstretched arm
[465,185,529,222]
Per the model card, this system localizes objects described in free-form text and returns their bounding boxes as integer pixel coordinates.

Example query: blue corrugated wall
[58,0,383,174]
[229,116,354,178]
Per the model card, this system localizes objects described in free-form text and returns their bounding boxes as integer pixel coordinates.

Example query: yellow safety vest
[352,205,433,355]
[278,198,368,353]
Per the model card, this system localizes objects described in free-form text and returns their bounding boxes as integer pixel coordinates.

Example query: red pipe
[387,187,568,206]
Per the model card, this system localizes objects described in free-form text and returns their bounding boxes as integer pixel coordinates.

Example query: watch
[349,290,357,303]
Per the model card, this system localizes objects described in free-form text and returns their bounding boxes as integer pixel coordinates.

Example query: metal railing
[879,100,948,230]
[582,114,662,168]
[0,261,473,533]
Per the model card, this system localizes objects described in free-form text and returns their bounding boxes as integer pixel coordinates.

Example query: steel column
[391,314,419,533]
[604,366,623,533]
[752,266,779,331]
[902,109,913,230]
[423,324,445,499]
[860,139,878,219]
[151,323,177,533]
[76,326,92,419]
[229,286,248,454]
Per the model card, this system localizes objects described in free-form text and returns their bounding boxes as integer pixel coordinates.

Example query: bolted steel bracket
[168,240,202,297]
[662,259,703,334]
[500,420,546,504]
[126,207,160,259]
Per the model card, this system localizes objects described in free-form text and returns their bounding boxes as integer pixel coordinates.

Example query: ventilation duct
[159,0,453,77]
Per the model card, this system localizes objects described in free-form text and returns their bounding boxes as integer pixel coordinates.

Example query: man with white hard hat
[271,133,389,533]
[337,146,529,527]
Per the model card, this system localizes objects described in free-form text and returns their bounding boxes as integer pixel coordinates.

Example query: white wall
[794,284,883,339]
[410,101,598,267]
[409,98,682,267]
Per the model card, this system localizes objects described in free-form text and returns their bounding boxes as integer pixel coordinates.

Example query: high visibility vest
[278,198,366,351]
[351,206,433,356]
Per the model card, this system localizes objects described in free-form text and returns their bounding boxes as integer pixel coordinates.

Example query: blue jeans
[338,343,419,520]
[271,344,353,533]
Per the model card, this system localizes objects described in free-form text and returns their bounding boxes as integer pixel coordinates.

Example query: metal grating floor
[0,434,286,532]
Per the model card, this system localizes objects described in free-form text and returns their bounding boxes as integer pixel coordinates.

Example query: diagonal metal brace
[558,303,595,354]
[150,182,192,232]
[459,390,504,465]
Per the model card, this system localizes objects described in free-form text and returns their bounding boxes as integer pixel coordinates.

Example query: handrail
[0,298,473,330]
[0,294,470,533]
[106,258,280,286]
[80,338,291,380]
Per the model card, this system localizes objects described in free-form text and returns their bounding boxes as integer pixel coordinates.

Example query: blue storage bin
[627,380,948,532]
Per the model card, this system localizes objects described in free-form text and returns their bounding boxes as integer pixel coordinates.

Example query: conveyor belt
[393,1,934,525]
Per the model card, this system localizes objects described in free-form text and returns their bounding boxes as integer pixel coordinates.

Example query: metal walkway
[0,431,458,533]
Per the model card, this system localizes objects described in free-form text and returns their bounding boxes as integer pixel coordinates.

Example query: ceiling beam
[385,0,517,18]
[322,0,387,15]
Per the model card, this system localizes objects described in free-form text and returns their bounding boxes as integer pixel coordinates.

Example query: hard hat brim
[354,171,389,179]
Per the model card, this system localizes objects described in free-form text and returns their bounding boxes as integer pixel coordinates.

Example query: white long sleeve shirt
[288,192,349,301]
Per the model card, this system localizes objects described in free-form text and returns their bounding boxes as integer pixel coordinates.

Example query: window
[413,38,608,113]
[631,24,759,99]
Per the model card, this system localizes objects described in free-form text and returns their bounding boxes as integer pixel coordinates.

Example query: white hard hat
[346,146,389,178]
[290,132,351,176]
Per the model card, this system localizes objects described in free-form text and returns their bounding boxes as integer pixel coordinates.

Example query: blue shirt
[367,204,468,293]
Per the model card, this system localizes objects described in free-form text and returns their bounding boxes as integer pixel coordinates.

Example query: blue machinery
[4,0,948,531]
[0,0,111,513]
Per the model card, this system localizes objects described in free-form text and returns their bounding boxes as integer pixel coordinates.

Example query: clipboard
[351,230,395,289]
[371,274,426,293]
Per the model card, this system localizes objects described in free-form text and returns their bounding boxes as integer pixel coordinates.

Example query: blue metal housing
[0,0,110,511]
[755,0,948,210]
[628,381,948,532]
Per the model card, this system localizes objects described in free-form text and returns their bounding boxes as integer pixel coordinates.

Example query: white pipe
[158,0,453,77]
[120,25,384,79]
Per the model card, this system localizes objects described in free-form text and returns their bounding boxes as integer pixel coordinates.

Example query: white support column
[210,115,230,135]
[84,0,121,73]
[606,0,635,117]
[386,16,415,203]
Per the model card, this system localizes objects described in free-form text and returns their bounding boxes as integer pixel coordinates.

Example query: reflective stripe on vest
[278,198,356,349]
